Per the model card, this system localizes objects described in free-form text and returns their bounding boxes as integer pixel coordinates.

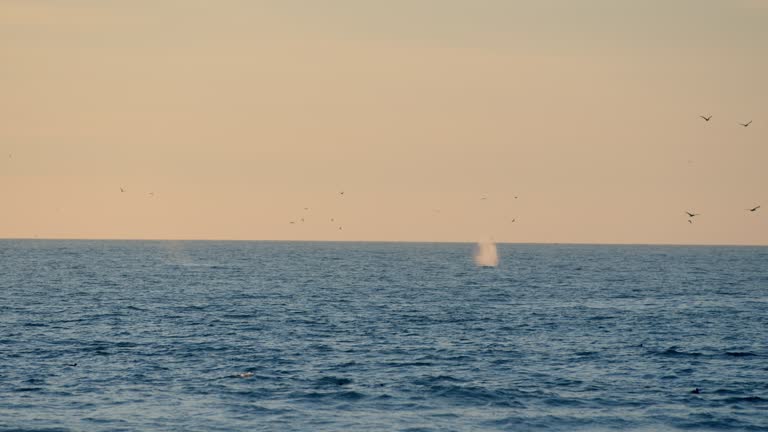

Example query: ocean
[1,240,766,431]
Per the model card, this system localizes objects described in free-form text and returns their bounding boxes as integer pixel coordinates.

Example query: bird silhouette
[699,115,712,122]
[685,211,700,218]
[738,120,752,127]
[747,205,760,212]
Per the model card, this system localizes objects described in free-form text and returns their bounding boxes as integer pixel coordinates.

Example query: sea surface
[1,240,767,431]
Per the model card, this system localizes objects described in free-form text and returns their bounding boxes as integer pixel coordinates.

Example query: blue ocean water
[0,240,766,431]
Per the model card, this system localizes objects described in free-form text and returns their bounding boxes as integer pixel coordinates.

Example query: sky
[1,0,767,244]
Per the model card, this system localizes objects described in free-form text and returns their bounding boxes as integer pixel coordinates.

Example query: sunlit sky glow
[1,0,766,244]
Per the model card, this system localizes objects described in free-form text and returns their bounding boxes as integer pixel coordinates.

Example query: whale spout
[474,240,498,267]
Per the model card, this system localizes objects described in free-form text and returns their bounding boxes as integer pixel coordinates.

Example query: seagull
[699,115,712,122]
[685,211,700,218]
[747,205,760,212]
[738,120,752,127]
[238,372,254,378]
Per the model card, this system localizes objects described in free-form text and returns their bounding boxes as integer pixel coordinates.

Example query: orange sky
[1,0,766,244]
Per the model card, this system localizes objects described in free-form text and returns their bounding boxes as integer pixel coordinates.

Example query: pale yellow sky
[1,0,766,244]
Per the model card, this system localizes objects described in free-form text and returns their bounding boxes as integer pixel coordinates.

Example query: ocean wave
[720,396,767,404]
[725,351,757,357]
[426,384,526,408]
[289,390,367,402]
[655,346,704,357]
[314,376,353,387]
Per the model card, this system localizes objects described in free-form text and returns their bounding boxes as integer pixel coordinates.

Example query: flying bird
[747,205,760,212]
[738,120,752,127]
[685,211,700,218]
[699,115,712,122]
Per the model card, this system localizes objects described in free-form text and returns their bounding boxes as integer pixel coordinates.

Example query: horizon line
[1,237,766,248]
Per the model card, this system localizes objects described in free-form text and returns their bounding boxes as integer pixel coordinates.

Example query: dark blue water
[1,240,767,431]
